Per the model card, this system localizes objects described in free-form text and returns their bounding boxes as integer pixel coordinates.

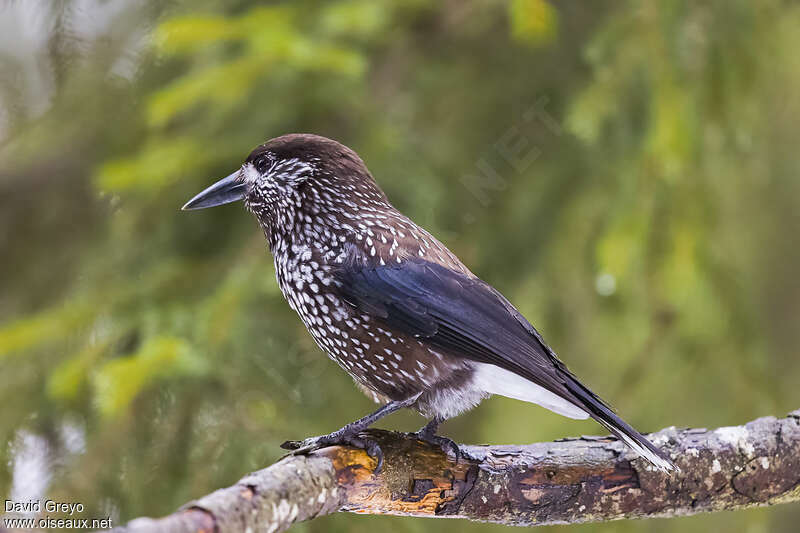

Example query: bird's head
[183,134,389,245]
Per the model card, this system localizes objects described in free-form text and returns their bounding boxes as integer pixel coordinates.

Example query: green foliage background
[1,1,798,531]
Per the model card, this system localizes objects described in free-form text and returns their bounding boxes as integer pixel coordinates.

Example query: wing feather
[337,257,580,401]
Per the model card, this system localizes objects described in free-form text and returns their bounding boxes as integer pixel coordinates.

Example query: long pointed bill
[182,171,247,210]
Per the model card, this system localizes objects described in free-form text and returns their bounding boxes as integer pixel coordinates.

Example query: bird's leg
[281,392,422,472]
[413,417,461,461]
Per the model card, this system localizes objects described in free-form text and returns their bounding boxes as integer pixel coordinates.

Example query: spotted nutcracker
[183,134,675,472]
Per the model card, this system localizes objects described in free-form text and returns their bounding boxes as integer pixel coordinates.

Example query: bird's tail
[563,375,677,473]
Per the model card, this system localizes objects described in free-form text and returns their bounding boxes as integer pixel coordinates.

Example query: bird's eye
[255,156,270,174]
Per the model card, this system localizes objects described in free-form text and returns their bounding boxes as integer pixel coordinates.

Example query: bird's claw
[280,437,320,453]
[280,433,385,473]
[414,432,461,462]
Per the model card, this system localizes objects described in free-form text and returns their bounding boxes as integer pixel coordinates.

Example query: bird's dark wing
[334,255,675,471]
[334,255,582,403]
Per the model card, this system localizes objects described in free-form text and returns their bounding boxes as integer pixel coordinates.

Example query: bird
[182,133,676,473]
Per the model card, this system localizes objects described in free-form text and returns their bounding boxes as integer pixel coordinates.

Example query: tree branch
[113,410,800,532]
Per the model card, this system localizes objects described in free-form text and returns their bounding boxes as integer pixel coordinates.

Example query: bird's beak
[181,170,247,210]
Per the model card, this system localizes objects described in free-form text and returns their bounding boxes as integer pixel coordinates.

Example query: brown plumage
[183,134,676,472]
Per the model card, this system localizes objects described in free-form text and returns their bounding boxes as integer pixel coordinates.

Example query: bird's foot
[413,427,461,462]
[281,432,385,472]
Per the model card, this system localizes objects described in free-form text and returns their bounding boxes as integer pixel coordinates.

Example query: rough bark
[113,410,800,532]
